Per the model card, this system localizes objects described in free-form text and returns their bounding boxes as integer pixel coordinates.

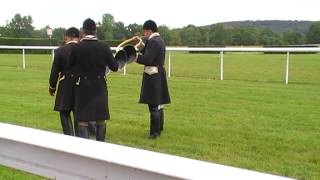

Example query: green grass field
[0,52,319,180]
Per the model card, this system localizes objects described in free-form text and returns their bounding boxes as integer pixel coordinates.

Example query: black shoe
[148,133,159,139]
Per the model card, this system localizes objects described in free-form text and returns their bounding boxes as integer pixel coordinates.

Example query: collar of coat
[81,35,98,41]
[149,32,160,40]
[66,40,78,44]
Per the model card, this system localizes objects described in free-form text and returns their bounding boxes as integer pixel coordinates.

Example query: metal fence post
[123,64,126,75]
[51,49,55,61]
[22,49,26,69]
[220,51,224,80]
[285,51,290,84]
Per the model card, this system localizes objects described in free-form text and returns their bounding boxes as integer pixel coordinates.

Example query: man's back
[72,40,118,76]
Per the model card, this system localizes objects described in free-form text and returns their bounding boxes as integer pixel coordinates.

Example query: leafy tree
[6,13,34,37]
[168,29,182,46]
[126,23,142,37]
[0,26,7,37]
[32,25,50,38]
[101,13,114,40]
[230,27,257,45]
[198,26,210,46]
[180,25,201,46]
[306,22,320,44]
[158,25,171,45]
[211,23,228,46]
[96,22,105,40]
[113,21,126,40]
[52,27,66,41]
[1,13,317,46]
[282,30,303,45]
[258,28,281,45]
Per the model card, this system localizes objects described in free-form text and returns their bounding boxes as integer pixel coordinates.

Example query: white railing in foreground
[1,45,320,84]
[0,123,294,180]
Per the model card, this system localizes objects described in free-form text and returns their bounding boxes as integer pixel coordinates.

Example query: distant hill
[220,20,319,34]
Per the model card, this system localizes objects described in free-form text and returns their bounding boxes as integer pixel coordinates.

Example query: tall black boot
[60,111,74,136]
[77,122,89,139]
[88,121,96,137]
[149,105,160,139]
[74,120,79,136]
[96,121,106,142]
[159,108,164,132]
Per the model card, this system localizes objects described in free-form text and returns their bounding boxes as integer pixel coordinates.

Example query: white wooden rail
[0,123,294,180]
[0,45,319,84]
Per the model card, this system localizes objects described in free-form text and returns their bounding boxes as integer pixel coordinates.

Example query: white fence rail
[1,45,320,84]
[0,122,294,180]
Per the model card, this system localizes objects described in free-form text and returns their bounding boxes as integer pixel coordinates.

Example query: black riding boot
[159,108,164,132]
[77,123,89,139]
[74,120,79,136]
[96,121,106,142]
[59,111,74,136]
[88,121,96,137]
[148,105,160,139]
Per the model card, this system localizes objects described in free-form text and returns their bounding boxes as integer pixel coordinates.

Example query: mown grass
[0,52,319,179]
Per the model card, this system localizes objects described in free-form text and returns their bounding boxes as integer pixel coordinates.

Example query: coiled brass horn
[114,36,146,69]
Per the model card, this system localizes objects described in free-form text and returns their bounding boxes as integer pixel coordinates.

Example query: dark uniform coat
[49,42,77,111]
[71,38,118,122]
[137,35,170,105]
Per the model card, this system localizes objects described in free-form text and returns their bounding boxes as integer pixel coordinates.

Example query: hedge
[0,37,123,54]
[0,37,59,54]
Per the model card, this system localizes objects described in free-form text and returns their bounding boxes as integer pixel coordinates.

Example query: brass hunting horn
[114,36,146,69]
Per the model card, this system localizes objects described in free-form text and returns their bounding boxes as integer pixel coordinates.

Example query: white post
[285,51,290,84]
[168,51,171,78]
[123,64,126,75]
[22,49,26,69]
[51,49,54,61]
[220,51,224,80]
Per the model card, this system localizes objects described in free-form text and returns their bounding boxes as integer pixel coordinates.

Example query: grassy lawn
[0,52,319,179]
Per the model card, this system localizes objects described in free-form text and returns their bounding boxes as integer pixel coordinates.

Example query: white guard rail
[1,45,320,84]
[0,123,295,180]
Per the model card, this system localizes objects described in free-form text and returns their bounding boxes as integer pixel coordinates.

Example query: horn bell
[114,49,127,69]
[114,36,146,69]
[123,45,138,64]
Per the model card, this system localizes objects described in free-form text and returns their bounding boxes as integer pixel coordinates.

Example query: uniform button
[71,74,74,77]
[84,76,87,80]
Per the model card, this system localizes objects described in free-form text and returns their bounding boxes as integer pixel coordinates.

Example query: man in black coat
[49,27,79,136]
[71,18,118,141]
[136,20,171,139]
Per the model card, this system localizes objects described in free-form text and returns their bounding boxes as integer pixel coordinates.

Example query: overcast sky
[0,0,319,29]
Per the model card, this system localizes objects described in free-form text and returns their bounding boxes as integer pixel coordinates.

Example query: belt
[58,73,75,82]
[75,75,105,85]
[144,66,158,75]
[80,75,104,80]
[61,73,75,78]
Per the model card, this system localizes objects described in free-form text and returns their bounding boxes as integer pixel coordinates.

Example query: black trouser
[59,111,74,136]
[148,104,161,136]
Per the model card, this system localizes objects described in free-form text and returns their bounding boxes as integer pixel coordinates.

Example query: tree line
[1,13,320,46]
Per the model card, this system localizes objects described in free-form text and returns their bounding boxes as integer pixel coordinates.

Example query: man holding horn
[135,20,171,139]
